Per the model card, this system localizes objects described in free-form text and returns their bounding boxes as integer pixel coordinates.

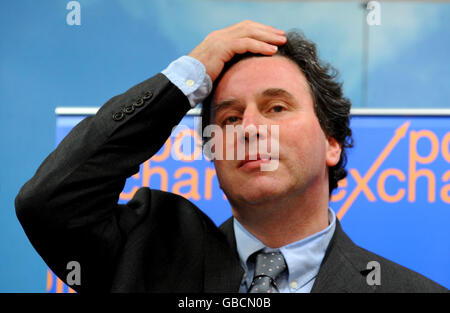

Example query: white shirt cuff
[162,55,212,108]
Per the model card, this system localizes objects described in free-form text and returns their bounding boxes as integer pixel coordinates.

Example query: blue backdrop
[1,0,449,292]
[47,112,450,292]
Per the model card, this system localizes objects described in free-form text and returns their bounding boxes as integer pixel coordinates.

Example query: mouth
[238,153,275,170]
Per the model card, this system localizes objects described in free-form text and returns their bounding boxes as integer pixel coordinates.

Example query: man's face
[211,56,341,209]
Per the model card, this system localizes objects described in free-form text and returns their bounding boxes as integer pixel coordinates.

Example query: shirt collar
[233,217,266,273]
[233,208,336,287]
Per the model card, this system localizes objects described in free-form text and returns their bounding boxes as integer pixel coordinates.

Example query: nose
[242,104,260,128]
[241,104,267,143]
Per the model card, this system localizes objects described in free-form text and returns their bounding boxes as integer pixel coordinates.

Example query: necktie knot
[248,251,287,293]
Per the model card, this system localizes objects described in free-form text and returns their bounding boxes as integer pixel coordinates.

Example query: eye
[270,104,285,113]
[223,116,240,125]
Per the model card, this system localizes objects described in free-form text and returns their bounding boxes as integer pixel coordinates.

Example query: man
[15,20,446,293]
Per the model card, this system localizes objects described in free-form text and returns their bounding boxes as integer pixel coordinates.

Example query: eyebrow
[213,88,296,113]
[213,98,242,114]
[259,88,296,102]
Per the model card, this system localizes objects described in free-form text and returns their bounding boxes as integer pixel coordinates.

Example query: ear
[325,136,341,167]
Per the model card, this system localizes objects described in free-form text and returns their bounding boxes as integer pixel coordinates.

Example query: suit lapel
[311,220,375,293]
[203,217,375,293]
[203,217,244,292]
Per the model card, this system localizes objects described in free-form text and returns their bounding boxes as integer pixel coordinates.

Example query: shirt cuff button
[185,79,195,87]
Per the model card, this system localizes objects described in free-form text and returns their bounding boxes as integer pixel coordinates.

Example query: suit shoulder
[335,229,448,292]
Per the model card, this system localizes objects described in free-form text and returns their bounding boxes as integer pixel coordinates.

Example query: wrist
[162,56,212,107]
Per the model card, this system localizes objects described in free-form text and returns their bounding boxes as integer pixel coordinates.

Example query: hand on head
[189,20,286,83]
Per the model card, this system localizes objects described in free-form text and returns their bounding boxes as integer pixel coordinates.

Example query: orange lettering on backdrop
[120,139,171,200]
[56,277,64,293]
[441,170,450,204]
[204,168,216,200]
[120,171,140,200]
[142,160,169,191]
[46,269,53,292]
[172,167,200,200]
[442,132,450,163]
[408,130,439,202]
[336,121,410,220]
[173,129,202,162]
[377,168,406,202]
[349,169,376,201]
[330,178,347,202]
[152,138,172,162]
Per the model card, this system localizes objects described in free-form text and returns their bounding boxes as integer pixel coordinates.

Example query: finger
[227,22,286,46]
[221,27,287,46]
[244,27,287,45]
[251,22,285,35]
[232,37,279,56]
[229,20,285,38]
[235,20,284,33]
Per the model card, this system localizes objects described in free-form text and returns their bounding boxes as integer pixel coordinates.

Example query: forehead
[213,55,311,103]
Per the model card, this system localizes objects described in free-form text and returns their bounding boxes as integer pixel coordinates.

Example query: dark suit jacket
[15,74,447,293]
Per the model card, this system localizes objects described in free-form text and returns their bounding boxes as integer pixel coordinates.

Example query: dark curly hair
[201,30,353,196]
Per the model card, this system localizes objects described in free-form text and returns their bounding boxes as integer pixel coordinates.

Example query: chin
[237,184,285,205]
